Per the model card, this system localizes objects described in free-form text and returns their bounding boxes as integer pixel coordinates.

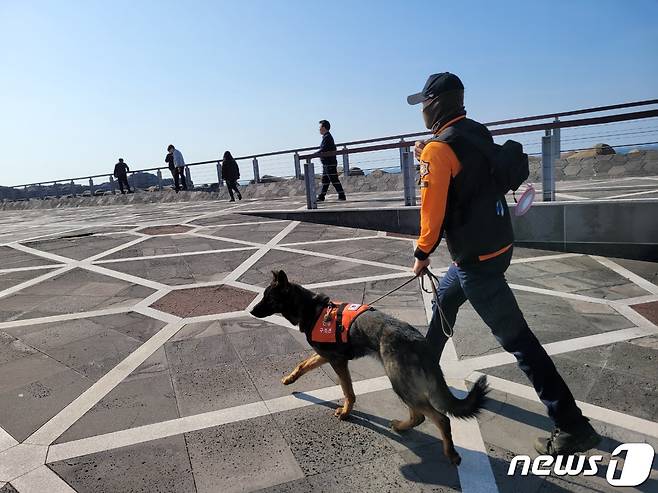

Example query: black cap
[407,72,464,105]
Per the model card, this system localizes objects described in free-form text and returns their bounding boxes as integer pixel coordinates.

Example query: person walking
[316,120,346,202]
[167,144,188,192]
[113,158,131,194]
[407,72,601,456]
[221,151,242,201]
[165,151,175,188]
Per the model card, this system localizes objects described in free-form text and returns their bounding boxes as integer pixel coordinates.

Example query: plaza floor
[0,189,656,492]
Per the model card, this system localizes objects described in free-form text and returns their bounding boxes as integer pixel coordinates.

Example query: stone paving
[0,192,656,492]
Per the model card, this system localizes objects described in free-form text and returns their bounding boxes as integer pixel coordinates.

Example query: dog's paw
[334,407,351,420]
[281,374,296,385]
[390,419,404,432]
[449,452,462,466]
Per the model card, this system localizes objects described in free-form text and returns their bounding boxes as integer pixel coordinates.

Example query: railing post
[342,146,350,177]
[70,180,75,197]
[89,178,94,196]
[399,139,406,168]
[541,130,555,202]
[157,170,163,191]
[402,147,417,206]
[184,166,192,189]
[252,157,260,183]
[552,117,561,160]
[109,175,116,194]
[304,158,317,209]
[294,153,301,180]
[216,161,222,185]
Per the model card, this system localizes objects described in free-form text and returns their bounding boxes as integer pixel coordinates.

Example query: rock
[259,175,285,183]
[567,143,616,160]
[349,167,365,176]
[369,169,388,178]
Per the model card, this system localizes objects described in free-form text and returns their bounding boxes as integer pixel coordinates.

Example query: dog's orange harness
[310,302,371,345]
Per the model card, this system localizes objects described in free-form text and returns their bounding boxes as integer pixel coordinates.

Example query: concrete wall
[527,149,658,182]
[243,198,658,262]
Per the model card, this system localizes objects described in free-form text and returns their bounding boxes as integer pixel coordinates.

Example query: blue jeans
[426,248,585,431]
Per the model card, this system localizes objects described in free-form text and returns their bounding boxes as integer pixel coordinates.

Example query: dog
[250,270,489,465]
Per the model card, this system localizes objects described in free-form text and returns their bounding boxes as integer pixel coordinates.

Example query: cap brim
[406,92,427,105]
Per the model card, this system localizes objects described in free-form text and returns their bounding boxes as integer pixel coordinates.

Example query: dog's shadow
[291,391,658,492]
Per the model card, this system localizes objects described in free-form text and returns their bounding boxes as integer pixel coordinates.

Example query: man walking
[221,151,242,201]
[316,120,346,202]
[408,72,601,455]
[167,144,188,192]
[113,158,131,194]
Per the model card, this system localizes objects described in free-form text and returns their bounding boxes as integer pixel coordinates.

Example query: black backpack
[432,126,529,195]
[465,136,529,195]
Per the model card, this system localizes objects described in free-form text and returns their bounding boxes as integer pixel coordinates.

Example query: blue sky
[2,0,657,185]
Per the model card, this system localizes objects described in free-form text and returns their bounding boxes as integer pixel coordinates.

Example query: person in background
[221,151,242,201]
[167,144,187,192]
[316,120,346,202]
[113,158,131,194]
[165,151,175,188]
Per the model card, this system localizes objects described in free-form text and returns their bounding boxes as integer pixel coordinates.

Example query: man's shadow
[291,391,658,493]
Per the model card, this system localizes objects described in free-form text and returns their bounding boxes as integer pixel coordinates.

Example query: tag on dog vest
[310,302,370,344]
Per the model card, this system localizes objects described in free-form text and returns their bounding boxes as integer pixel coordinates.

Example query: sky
[1,0,657,186]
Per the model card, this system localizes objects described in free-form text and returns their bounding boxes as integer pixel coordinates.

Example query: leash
[366,274,419,306]
[366,268,454,339]
[420,268,454,338]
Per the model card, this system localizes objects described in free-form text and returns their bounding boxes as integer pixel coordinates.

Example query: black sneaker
[338,194,346,201]
[534,423,601,456]
[316,195,325,202]
[237,194,242,200]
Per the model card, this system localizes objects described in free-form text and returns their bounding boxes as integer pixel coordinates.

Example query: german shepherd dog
[250,271,489,465]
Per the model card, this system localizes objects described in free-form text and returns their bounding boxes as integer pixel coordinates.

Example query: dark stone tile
[25,234,133,261]
[0,331,38,365]
[104,235,244,259]
[171,363,261,416]
[55,370,178,443]
[48,435,196,493]
[0,355,91,441]
[0,246,57,269]
[208,221,290,244]
[485,340,658,421]
[277,222,374,244]
[292,237,413,267]
[238,249,397,288]
[102,250,255,286]
[165,333,239,371]
[227,326,306,362]
[258,452,443,492]
[0,268,56,292]
[185,415,303,492]
[270,404,398,476]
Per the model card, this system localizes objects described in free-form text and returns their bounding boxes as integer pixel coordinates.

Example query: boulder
[260,175,285,183]
[567,143,615,160]
[349,167,365,176]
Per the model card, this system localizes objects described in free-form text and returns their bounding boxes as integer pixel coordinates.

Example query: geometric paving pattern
[0,193,656,492]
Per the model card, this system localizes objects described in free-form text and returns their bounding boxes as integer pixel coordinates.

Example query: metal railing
[4,99,657,203]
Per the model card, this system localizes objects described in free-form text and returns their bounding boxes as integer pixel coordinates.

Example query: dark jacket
[113,162,129,177]
[319,132,338,166]
[432,118,513,264]
[165,153,174,170]
[222,156,240,181]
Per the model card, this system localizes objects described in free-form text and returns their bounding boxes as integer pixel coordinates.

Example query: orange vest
[310,302,371,345]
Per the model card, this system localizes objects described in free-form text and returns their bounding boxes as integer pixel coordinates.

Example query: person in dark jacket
[221,151,242,201]
[408,72,601,456]
[113,158,131,194]
[316,120,346,201]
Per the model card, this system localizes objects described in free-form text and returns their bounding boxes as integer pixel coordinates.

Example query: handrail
[299,108,658,160]
[8,98,658,189]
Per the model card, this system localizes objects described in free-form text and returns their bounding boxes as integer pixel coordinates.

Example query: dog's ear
[274,270,289,287]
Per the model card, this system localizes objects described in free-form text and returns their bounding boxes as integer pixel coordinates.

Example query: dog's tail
[432,375,490,420]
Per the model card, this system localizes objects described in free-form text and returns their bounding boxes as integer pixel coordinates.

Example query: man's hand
[414,140,427,161]
[413,257,430,276]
